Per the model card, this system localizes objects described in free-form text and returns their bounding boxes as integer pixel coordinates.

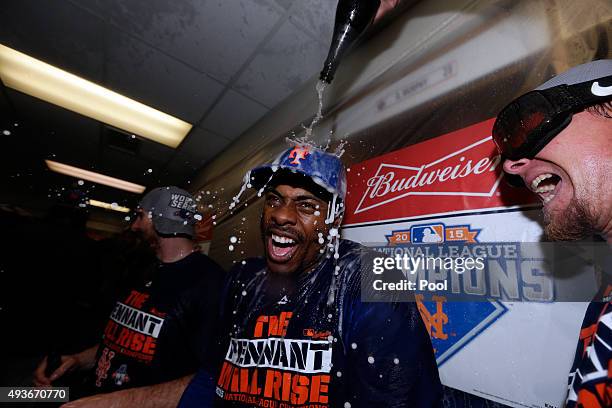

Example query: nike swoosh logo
[591,81,612,97]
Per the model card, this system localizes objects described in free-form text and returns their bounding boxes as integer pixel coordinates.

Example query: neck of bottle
[320,0,381,84]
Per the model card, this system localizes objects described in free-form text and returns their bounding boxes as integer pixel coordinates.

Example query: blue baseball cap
[249,145,347,201]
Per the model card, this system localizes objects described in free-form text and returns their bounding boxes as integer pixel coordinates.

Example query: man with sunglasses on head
[34,186,225,407]
[492,60,612,407]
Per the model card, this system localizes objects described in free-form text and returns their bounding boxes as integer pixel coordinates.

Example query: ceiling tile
[0,1,106,83]
[273,0,294,10]
[0,0,341,212]
[78,0,284,82]
[233,20,328,107]
[178,126,231,162]
[105,31,224,124]
[8,90,101,168]
[98,149,156,186]
[138,140,175,165]
[201,91,268,140]
[168,153,203,173]
[287,0,335,45]
[162,128,236,185]
[161,153,204,186]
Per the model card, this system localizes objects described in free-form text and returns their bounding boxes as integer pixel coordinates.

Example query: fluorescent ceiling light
[46,160,146,194]
[0,44,192,148]
[87,199,130,213]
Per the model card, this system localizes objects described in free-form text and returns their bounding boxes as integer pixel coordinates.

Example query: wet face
[131,208,158,248]
[261,184,330,275]
[503,110,612,241]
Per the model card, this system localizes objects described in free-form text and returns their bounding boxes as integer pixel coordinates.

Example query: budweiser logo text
[367,155,501,198]
[354,137,503,214]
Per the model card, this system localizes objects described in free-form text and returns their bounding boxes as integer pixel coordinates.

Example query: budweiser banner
[341,119,597,408]
[343,119,536,226]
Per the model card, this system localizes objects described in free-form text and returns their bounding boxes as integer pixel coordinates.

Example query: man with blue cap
[179,145,442,407]
[493,60,612,407]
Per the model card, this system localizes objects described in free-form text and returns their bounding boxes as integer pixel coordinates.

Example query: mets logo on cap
[287,145,311,165]
[249,144,347,200]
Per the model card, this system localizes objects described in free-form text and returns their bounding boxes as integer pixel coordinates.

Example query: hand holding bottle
[33,345,99,386]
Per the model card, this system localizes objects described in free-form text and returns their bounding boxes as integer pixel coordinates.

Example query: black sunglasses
[493,74,612,161]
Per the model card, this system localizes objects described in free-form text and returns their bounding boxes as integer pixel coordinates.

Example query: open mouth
[530,173,561,205]
[267,233,299,263]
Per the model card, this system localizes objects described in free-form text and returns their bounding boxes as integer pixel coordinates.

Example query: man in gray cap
[34,186,225,407]
[133,186,205,260]
[493,60,611,407]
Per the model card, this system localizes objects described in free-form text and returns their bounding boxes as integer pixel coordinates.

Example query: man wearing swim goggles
[493,60,611,407]
[493,60,612,242]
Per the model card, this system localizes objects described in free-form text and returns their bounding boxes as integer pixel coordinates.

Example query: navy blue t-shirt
[180,240,442,407]
[91,252,225,393]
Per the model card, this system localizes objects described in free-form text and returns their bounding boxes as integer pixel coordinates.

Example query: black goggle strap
[548,74,612,111]
[526,75,612,154]
[497,74,612,185]
[500,74,612,158]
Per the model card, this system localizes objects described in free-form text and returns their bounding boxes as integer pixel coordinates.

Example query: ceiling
[0,0,339,215]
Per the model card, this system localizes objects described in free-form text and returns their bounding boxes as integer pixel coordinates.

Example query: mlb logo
[411,224,445,244]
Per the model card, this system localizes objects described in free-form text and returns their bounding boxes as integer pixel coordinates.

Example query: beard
[543,197,598,241]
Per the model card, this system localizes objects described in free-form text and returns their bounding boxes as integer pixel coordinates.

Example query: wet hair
[586,101,612,119]
[265,169,334,203]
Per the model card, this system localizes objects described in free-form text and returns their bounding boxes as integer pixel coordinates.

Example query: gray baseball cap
[137,186,199,237]
[536,59,612,90]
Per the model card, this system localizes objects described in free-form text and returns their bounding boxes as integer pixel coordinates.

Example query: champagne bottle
[320,0,381,84]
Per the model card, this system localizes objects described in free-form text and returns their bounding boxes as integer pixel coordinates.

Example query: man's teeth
[272,234,295,244]
[535,184,555,193]
[543,194,556,204]
[531,173,553,190]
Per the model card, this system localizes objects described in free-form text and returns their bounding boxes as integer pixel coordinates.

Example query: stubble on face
[508,111,612,242]
[132,210,159,249]
[543,197,597,241]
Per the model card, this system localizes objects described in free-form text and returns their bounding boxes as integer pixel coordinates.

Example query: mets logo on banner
[415,294,507,366]
[386,222,480,244]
